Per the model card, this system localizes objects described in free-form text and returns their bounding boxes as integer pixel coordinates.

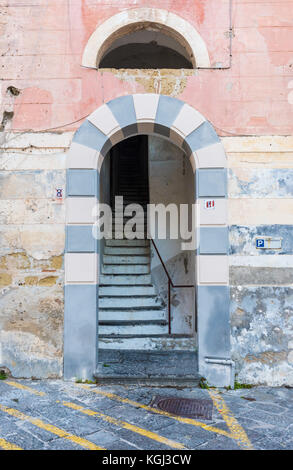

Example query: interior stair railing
[150,238,195,335]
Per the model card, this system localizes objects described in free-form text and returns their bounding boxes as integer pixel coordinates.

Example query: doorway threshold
[94,350,199,386]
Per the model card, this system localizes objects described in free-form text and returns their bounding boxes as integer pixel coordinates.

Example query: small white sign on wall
[54,188,64,204]
[204,199,215,210]
[255,237,282,250]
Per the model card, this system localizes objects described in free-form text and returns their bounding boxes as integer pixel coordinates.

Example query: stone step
[116,198,148,202]
[114,196,146,198]
[112,224,147,228]
[116,197,148,200]
[98,309,166,321]
[99,323,168,336]
[112,227,145,232]
[99,274,152,285]
[113,208,146,212]
[98,335,197,351]
[112,225,148,233]
[113,211,148,217]
[123,200,149,205]
[102,264,149,274]
[99,296,162,309]
[112,219,147,223]
[105,239,149,247]
[103,255,149,265]
[111,232,147,239]
[114,201,148,204]
[104,246,149,255]
[94,375,200,386]
[113,223,148,228]
[113,218,147,224]
[117,196,147,199]
[114,206,148,211]
[94,350,199,385]
[113,214,146,220]
[113,215,147,219]
[99,285,156,296]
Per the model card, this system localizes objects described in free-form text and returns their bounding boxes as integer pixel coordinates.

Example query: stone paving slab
[0,379,292,450]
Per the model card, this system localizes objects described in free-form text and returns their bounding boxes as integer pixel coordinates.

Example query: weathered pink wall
[1,0,293,135]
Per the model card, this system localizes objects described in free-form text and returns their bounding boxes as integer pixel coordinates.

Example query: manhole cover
[151,396,213,420]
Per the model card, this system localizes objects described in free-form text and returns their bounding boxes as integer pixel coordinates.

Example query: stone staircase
[98,237,196,351]
[97,237,198,384]
[99,238,168,347]
[96,135,197,383]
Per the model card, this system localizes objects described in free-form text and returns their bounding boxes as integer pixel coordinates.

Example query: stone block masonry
[0,0,293,385]
[0,134,66,378]
[0,132,292,384]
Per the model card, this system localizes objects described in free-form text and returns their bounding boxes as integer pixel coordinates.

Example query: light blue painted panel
[66,169,98,196]
[73,120,109,152]
[107,95,136,129]
[184,121,220,153]
[228,168,293,198]
[64,284,98,380]
[200,227,229,254]
[230,225,293,255]
[66,225,98,253]
[197,169,227,197]
[197,285,230,360]
[155,95,184,128]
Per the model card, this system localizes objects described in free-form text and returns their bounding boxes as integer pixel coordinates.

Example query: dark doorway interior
[100,43,193,69]
[96,134,198,385]
[110,135,149,235]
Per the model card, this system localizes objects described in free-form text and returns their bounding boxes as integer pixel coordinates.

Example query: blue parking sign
[256,238,265,248]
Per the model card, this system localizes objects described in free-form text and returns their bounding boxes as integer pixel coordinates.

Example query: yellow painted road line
[3,381,184,449]
[5,381,45,397]
[0,404,105,450]
[63,401,186,450]
[208,389,254,450]
[0,437,22,450]
[77,385,233,439]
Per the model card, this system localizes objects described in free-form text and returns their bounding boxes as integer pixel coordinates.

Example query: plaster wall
[148,136,195,335]
[2,133,292,384]
[0,0,292,135]
[0,0,293,385]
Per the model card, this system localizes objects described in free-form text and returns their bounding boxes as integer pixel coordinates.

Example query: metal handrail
[150,238,194,335]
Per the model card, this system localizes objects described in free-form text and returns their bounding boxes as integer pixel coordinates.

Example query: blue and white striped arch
[65,93,233,387]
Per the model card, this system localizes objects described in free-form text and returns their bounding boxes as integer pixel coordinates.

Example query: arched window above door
[99,27,193,69]
[82,8,210,70]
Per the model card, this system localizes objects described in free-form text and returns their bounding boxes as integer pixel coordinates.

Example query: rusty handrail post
[149,237,194,336]
[168,279,171,335]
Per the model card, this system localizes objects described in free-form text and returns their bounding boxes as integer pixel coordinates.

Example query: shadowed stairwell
[96,136,198,385]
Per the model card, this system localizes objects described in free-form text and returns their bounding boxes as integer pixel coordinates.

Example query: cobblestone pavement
[0,379,292,450]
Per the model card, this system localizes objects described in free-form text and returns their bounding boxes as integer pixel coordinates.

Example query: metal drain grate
[151,396,213,420]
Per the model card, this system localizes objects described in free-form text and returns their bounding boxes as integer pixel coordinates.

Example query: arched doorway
[98,133,196,381]
[64,93,232,387]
